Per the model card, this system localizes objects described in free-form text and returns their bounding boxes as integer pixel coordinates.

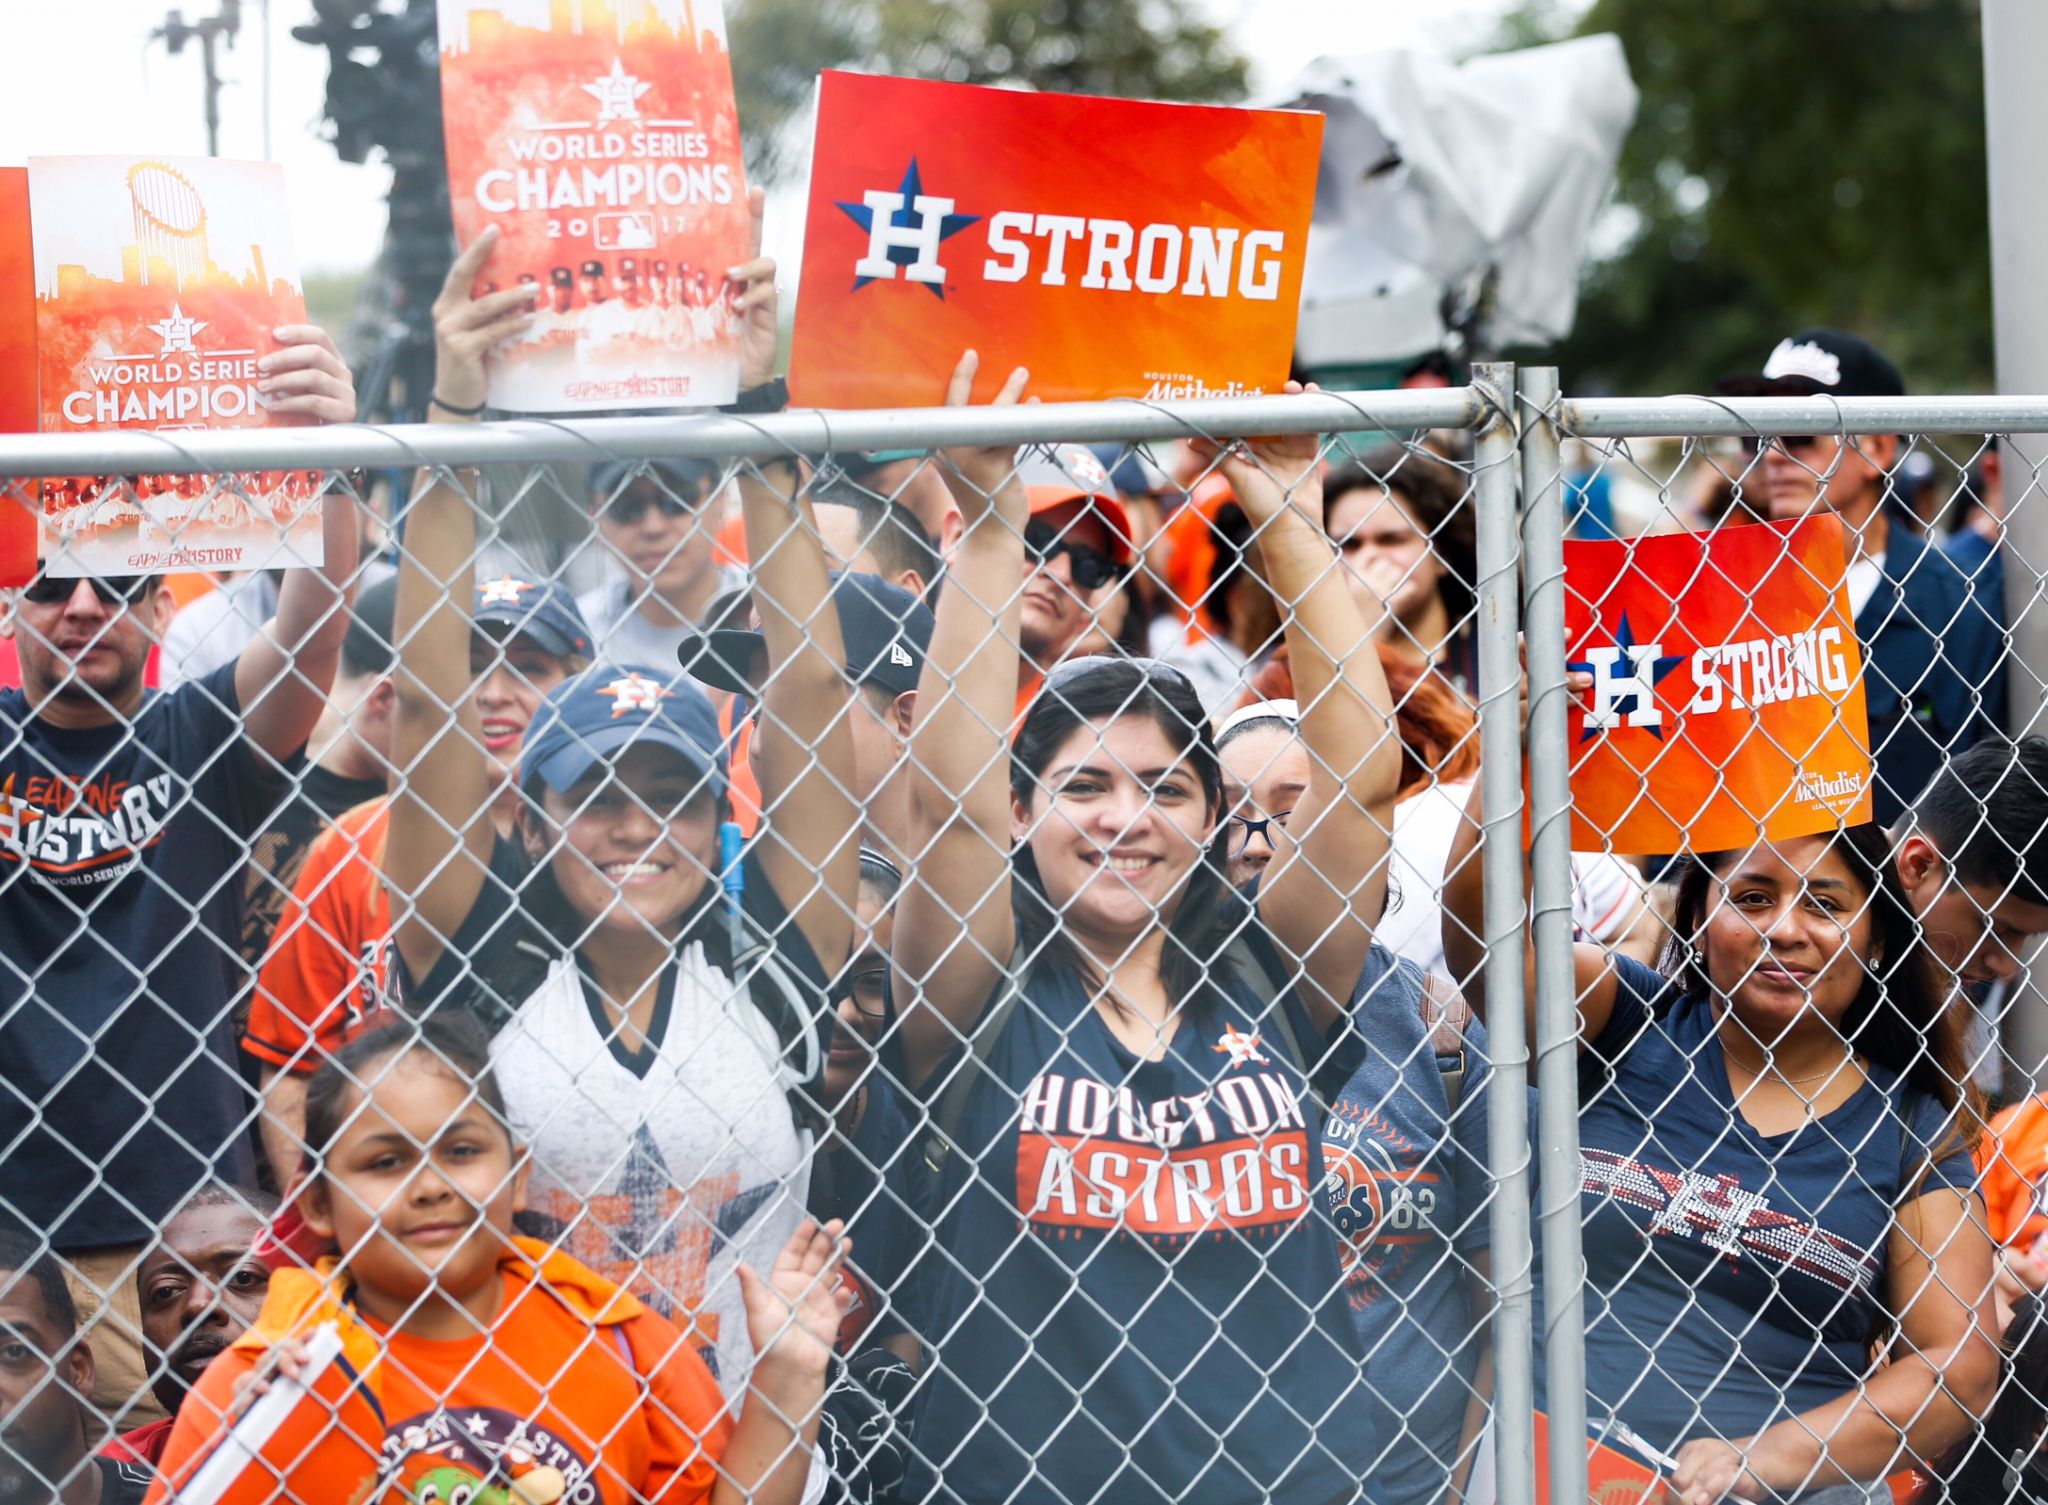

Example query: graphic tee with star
[903,931,1379,1505]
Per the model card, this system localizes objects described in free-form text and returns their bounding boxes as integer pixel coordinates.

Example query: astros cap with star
[1016,444,1137,563]
[473,574,594,661]
[519,663,727,798]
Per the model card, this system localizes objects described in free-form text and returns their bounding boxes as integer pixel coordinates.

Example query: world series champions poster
[1558,515,1873,855]
[28,155,322,577]
[438,0,752,412]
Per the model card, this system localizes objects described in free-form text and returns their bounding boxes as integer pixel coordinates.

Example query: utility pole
[1982,0,2048,1090]
[151,1,244,157]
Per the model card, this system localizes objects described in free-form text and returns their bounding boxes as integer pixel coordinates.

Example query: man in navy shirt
[1719,329,2001,823]
[0,325,357,1424]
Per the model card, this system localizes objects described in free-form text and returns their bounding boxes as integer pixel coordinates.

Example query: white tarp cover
[1264,34,1638,365]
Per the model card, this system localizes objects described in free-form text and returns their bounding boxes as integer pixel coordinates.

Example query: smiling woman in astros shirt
[890,353,1402,1505]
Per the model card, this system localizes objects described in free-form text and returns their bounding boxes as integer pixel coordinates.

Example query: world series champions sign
[789,72,1324,408]
[1558,516,1874,854]
[28,155,322,577]
[437,0,752,412]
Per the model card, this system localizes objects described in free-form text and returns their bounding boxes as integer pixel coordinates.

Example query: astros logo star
[596,672,671,717]
[148,304,207,357]
[582,58,652,123]
[1213,1025,1268,1067]
[835,159,979,299]
[1568,610,1687,742]
[479,575,533,606]
[1055,446,1112,493]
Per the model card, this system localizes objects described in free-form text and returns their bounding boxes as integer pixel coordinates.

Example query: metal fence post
[1517,366,1587,1505]
[1983,0,2048,1090]
[1471,360,1536,1505]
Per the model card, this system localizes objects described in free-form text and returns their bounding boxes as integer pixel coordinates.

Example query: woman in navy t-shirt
[1447,812,1998,1503]
[891,361,1402,1504]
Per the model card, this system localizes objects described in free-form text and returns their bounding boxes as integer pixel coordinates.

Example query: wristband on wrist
[722,377,789,416]
[429,392,488,418]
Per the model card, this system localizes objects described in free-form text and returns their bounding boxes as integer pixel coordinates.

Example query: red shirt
[101,1416,173,1468]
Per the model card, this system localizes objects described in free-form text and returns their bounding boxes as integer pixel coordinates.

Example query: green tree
[728,0,1250,180]
[1500,0,1991,395]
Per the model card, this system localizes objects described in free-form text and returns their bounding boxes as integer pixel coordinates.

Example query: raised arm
[893,352,1032,1091]
[236,325,362,760]
[732,304,858,980]
[1442,774,1622,1044]
[385,230,540,982]
[1216,411,1402,1033]
[1671,1187,1998,1501]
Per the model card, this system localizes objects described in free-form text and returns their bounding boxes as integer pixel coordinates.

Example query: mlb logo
[595,211,658,251]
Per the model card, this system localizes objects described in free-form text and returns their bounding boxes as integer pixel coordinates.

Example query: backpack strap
[924,941,1032,1178]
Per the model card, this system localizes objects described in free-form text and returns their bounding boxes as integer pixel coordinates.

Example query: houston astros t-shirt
[813,1075,932,1354]
[1558,955,1975,1455]
[907,936,1378,1505]
[0,663,275,1248]
[1318,946,1492,1505]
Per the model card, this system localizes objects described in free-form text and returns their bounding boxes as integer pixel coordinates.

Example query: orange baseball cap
[1017,444,1137,563]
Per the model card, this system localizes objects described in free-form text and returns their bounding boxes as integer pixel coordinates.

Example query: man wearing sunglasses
[577,457,748,673]
[1718,328,2000,824]
[0,325,360,1425]
[1011,444,1138,711]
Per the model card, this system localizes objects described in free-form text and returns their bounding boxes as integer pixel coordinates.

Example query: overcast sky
[0,0,1514,280]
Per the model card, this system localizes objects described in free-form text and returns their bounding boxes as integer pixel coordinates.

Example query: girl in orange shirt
[147,1013,849,1505]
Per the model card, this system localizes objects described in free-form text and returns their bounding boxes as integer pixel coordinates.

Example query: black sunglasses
[1024,520,1120,591]
[1739,434,1828,456]
[601,490,700,525]
[21,572,153,607]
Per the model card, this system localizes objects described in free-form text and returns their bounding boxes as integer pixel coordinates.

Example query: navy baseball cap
[589,458,721,506]
[519,663,727,798]
[473,574,593,660]
[682,572,933,697]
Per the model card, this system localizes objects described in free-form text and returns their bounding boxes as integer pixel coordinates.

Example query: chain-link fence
[0,374,2043,1505]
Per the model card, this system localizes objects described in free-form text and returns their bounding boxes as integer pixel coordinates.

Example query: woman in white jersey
[379,223,859,1407]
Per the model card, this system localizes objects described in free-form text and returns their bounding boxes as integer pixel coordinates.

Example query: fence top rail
[1562,392,2048,438]
[0,387,1485,477]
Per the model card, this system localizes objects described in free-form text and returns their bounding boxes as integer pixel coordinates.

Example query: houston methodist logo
[1570,610,1858,741]
[837,155,1290,304]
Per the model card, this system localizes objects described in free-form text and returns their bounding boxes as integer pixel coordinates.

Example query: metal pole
[1561,394,2048,438]
[1983,0,2048,1090]
[202,29,223,157]
[1518,366,1587,1505]
[1472,360,1536,1505]
[0,388,1486,476]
